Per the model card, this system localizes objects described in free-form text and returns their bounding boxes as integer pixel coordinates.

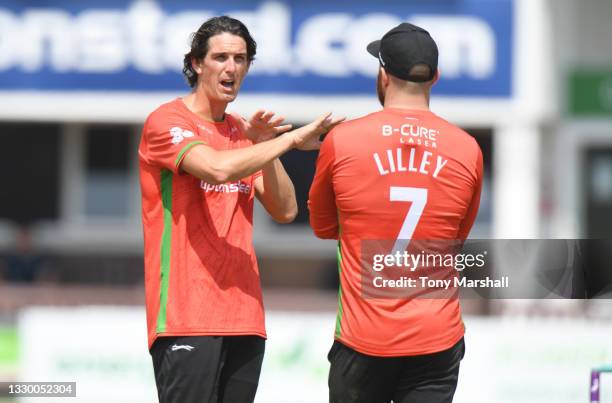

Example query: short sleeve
[139,110,206,174]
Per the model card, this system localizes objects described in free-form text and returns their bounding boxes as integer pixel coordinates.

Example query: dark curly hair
[182,16,257,88]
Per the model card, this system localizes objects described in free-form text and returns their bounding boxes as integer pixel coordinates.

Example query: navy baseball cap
[367,23,438,82]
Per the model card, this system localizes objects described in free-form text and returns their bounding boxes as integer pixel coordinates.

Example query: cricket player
[139,16,343,403]
[309,23,483,403]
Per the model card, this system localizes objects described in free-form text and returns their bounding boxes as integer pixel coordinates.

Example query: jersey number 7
[390,186,428,254]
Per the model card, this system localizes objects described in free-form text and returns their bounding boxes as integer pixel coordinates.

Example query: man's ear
[380,67,389,87]
[192,57,203,74]
[432,68,441,86]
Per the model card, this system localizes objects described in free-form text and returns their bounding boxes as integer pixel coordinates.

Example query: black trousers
[150,335,265,403]
[328,338,465,403]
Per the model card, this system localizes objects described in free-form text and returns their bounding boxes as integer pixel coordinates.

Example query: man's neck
[383,87,431,111]
[184,92,227,122]
[384,96,430,111]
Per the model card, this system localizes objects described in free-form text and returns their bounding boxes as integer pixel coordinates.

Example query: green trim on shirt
[156,169,173,333]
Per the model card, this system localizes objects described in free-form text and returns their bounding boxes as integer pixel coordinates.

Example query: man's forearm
[182,132,297,185]
[258,159,298,223]
[218,135,297,182]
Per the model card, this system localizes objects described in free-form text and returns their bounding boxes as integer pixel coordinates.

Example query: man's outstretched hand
[232,110,293,143]
[291,113,346,151]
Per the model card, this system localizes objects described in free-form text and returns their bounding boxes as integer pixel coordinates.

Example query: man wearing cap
[308,23,483,403]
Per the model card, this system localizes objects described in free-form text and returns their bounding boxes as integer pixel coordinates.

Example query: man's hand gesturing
[291,113,346,151]
[232,110,293,143]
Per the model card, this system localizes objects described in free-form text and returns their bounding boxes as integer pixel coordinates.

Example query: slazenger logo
[170,127,194,145]
[171,344,195,352]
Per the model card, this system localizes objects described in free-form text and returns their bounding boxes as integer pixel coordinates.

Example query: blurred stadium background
[0,0,611,402]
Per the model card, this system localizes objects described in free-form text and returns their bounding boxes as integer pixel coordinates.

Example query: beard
[376,69,385,106]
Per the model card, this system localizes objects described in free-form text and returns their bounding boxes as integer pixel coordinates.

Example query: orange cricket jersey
[139,98,265,349]
[308,107,483,357]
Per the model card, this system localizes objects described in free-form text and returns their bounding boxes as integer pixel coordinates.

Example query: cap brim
[366,40,381,58]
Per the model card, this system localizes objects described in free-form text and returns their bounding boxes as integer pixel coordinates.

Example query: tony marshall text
[373,276,509,289]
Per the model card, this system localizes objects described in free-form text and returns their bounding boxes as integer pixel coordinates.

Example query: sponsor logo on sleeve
[170,126,194,145]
